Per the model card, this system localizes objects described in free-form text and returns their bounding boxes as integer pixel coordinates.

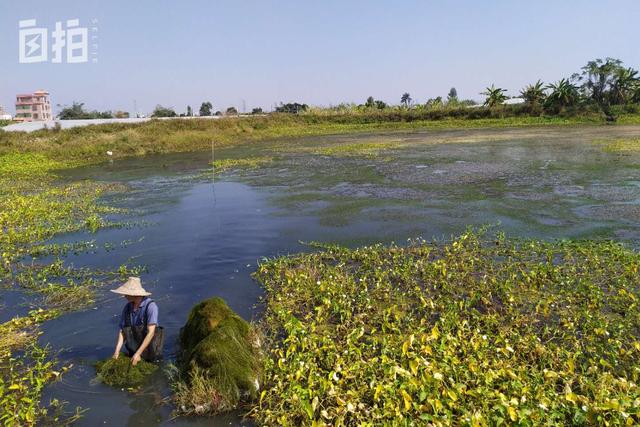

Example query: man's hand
[112,352,120,360]
[131,353,141,366]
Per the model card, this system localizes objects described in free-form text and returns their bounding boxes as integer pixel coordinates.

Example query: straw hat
[110,277,151,296]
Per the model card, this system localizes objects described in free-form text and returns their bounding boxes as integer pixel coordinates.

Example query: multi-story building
[15,90,52,122]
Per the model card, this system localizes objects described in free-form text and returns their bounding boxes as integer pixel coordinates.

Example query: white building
[0,105,12,121]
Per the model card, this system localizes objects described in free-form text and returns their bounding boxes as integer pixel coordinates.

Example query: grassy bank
[254,230,640,425]
[2,113,640,167]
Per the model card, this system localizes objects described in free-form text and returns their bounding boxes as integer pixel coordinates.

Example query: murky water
[13,127,640,424]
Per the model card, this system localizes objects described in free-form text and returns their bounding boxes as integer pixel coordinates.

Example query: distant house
[0,105,11,120]
[504,97,525,105]
[15,90,52,122]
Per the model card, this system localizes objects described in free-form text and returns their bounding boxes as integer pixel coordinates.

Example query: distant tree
[447,87,458,102]
[374,100,387,109]
[400,93,412,107]
[275,102,309,114]
[186,105,193,117]
[481,85,508,108]
[425,97,444,108]
[251,107,263,114]
[545,79,580,112]
[199,102,213,116]
[612,67,639,104]
[520,80,546,107]
[95,111,113,119]
[58,102,113,119]
[114,110,130,118]
[633,84,640,104]
[151,105,177,118]
[365,96,375,108]
[225,106,238,115]
[459,99,477,107]
[58,102,87,119]
[214,111,222,116]
[574,58,629,120]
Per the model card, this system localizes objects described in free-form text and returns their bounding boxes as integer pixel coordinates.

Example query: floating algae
[173,297,261,415]
[95,356,158,388]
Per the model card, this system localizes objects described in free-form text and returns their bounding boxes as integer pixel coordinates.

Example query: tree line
[56,58,640,121]
[479,58,639,121]
[296,57,640,122]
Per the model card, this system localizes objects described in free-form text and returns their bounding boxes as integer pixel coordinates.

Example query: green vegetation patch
[0,142,139,424]
[0,309,82,426]
[0,153,67,178]
[172,297,262,415]
[95,357,158,389]
[598,138,640,154]
[253,230,640,425]
[212,156,274,174]
[309,140,401,157]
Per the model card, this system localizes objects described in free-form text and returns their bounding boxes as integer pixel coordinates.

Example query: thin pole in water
[211,139,216,201]
[211,139,221,232]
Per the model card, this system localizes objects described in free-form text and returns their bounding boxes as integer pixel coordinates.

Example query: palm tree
[400,93,412,107]
[481,85,508,108]
[520,80,546,106]
[612,67,639,104]
[545,79,580,111]
[633,84,640,104]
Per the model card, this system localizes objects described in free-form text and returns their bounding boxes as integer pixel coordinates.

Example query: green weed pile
[254,230,640,425]
[95,357,158,388]
[172,297,262,415]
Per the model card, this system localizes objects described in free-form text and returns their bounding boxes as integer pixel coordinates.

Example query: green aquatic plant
[211,156,274,174]
[0,151,137,424]
[0,310,81,426]
[310,141,400,157]
[173,297,262,415]
[95,357,158,389]
[253,230,640,425]
[597,138,640,153]
[0,309,60,357]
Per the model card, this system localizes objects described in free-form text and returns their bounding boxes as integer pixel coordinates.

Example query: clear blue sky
[1,0,639,115]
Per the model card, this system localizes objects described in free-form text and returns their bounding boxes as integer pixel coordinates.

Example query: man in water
[111,277,163,365]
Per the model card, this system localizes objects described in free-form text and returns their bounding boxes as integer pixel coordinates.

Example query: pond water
[21,127,640,424]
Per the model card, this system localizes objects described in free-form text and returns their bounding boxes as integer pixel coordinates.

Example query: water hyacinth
[253,230,640,425]
[0,152,135,423]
